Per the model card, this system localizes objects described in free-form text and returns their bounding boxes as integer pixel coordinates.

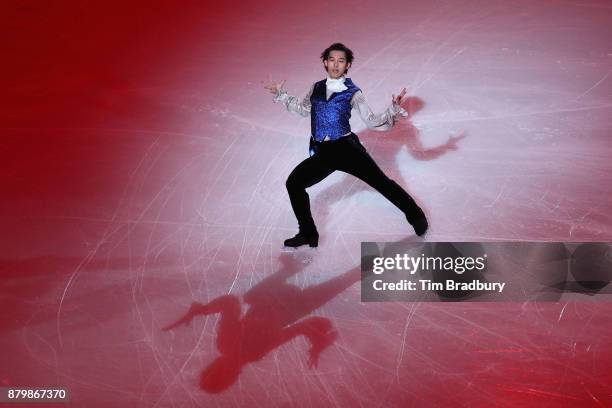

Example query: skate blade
[281,245,318,252]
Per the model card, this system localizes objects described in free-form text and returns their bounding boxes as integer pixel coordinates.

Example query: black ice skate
[284,232,319,248]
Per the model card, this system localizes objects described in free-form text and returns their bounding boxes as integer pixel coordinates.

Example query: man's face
[323,50,351,78]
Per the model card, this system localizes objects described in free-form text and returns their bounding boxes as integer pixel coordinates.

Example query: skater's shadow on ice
[399,96,466,162]
[162,251,362,393]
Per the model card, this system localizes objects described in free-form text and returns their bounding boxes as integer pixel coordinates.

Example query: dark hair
[320,43,354,71]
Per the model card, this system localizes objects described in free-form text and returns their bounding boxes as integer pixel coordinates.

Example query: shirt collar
[326,75,346,84]
[325,76,348,95]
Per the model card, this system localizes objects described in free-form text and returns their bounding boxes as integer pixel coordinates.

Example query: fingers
[398,88,408,104]
[393,88,408,105]
[263,80,286,94]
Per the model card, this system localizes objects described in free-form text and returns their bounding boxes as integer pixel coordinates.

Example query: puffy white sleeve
[273,84,314,117]
[351,90,408,131]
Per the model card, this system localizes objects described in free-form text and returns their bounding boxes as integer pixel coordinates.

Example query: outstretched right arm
[265,80,313,117]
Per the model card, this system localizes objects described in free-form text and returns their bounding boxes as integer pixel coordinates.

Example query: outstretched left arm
[352,87,409,131]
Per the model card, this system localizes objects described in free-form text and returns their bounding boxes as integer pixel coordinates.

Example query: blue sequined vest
[310,78,361,143]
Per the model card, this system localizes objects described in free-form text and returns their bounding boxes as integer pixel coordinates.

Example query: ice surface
[2,0,612,406]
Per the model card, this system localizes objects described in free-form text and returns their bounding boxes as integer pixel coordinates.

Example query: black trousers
[285,133,424,235]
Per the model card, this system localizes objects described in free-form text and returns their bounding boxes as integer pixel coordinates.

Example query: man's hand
[264,79,286,95]
[392,87,409,107]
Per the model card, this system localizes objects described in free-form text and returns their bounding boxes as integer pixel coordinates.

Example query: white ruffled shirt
[274,76,408,133]
[325,76,348,98]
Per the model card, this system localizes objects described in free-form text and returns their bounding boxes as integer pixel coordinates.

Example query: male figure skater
[265,43,428,248]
